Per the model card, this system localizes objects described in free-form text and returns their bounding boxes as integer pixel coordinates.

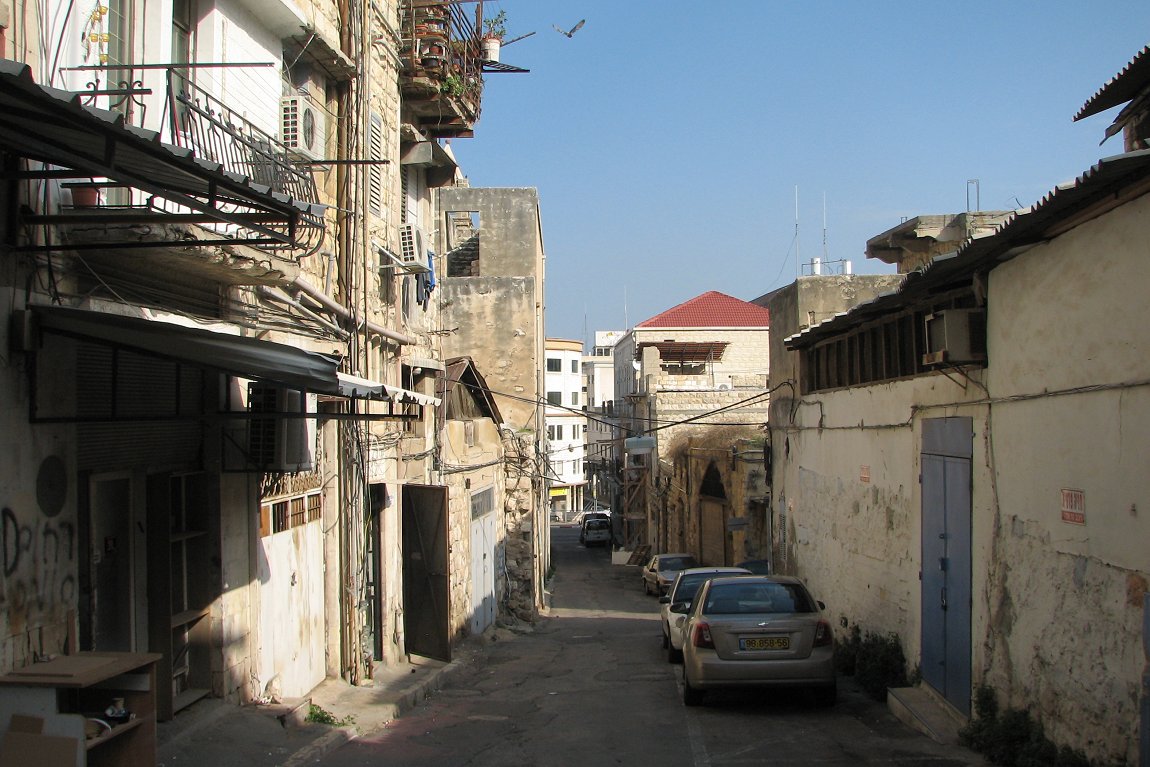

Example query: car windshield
[702,582,816,614]
[585,520,609,530]
[659,556,697,571]
[671,574,713,602]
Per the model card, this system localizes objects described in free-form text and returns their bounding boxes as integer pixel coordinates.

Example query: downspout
[293,276,416,345]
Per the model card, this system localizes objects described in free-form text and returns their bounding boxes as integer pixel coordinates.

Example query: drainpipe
[258,285,348,339]
[292,276,416,345]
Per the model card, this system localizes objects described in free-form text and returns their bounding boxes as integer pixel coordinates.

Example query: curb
[280,656,468,765]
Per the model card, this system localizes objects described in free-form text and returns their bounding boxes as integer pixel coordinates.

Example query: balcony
[399,1,486,138]
[2,62,328,304]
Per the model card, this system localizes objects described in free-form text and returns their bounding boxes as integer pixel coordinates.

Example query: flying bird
[553,19,585,38]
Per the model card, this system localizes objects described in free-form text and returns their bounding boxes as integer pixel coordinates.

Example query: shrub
[959,685,1093,767]
[853,630,908,701]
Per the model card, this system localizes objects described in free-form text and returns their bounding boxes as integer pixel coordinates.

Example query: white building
[583,330,623,509]
[545,338,586,517]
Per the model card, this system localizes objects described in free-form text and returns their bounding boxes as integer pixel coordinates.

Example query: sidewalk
[155,640,489,767]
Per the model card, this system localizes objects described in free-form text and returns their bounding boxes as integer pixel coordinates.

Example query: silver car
[680,575,836,707]
[641,553,699,596]
[660,567,751,663]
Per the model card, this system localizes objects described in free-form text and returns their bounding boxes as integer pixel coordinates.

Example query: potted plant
[481,10,506,62]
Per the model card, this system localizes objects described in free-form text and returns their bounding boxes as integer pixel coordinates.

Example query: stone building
[0,0,540,730]
[438,186,549,620]
[615,291,771,560]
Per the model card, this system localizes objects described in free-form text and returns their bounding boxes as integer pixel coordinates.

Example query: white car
[660,567,751,662]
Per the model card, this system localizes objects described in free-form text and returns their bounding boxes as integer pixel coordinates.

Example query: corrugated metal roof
[1075,45,1150,121]
[786,148,1150,349]
[637,341,729,363]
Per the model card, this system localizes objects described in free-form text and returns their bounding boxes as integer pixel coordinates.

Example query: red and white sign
[1060,488,1085,525]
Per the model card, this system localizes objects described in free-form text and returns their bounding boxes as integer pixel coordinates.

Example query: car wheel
[813,682,837,708]
[682,671,704,706]
[661,630,669,649]
[643,579,650,595]
[667,643,682,664]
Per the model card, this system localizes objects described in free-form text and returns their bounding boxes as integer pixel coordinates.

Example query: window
[547,425,556,441]
[571,360,578,373]
[546,358,561,372]
[263,492,322,536]
[570,392,579,407]
[546,391,561,405]
[555,425,564,441]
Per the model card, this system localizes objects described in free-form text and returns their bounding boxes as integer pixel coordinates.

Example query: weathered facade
[0,0,538,735]
[438,185,549,620]
[616,292,772,559]
[769,49,1150,762]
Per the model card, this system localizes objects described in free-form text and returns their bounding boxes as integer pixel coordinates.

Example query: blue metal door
[921,418,973,715]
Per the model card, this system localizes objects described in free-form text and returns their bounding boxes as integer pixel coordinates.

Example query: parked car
[641,553,699,596]
[580,518,611,547]
[571,509,610,529]
[680,575,836,707]
[660,567,751,662]
[735,559,771,575]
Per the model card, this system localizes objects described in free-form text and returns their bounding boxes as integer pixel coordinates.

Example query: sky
[447,1,1150,347]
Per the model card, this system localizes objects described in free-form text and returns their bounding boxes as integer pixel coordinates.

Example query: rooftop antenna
[966,179,980,213]
[794,186,800,279]
[822,192,828,262]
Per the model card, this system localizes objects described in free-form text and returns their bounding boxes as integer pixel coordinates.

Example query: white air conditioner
[922,308,987,366]
[248,385,317,472]
[397,223,432,273]
[281,94,326,162]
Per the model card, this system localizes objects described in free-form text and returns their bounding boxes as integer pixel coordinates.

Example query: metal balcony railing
[164,68,324,254]
[399,1,485,131]
[70,64,325,256]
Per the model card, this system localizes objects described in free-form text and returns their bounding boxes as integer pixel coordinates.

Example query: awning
[29,304,343,394]
[638,341,729,364]
[336,372,441,407]
[0,60,324,249]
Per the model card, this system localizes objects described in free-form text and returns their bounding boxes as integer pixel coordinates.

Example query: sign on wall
[1060,488,1086,525]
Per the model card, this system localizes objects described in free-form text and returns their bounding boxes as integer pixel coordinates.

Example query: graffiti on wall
[1,455,76,636]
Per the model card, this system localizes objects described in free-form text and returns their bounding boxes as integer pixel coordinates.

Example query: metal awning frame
[20,305,429,423]
[0,60,323,254]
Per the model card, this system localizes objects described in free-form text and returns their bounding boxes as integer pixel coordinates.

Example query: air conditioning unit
[922,308,987,366]
[397,223,431,273]
[248,384,317,472]
[281,93,326,162]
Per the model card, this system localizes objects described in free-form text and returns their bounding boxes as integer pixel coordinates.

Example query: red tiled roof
[637,291,771,329]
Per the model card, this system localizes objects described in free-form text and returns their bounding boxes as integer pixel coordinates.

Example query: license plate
[741,636,789,651]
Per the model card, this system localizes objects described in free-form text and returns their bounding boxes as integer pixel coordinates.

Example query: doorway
[402,484,451,662]
[920,417,973,716]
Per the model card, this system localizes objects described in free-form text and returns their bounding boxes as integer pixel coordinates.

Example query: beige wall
[776,192,1150,763]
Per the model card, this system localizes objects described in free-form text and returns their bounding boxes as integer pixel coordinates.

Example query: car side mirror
[658,595,670,604]
[817,600,826,610]
[670,602,690,614]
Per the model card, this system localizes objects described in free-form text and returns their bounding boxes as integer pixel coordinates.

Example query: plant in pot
[481,10,506,62]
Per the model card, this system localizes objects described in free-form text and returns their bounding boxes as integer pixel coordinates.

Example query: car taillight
[813,620,832,648]
[692,622,715,649]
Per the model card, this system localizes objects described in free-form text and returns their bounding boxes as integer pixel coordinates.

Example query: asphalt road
[318,524,988,766]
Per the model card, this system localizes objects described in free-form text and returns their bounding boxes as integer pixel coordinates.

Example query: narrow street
[318,526,989,766]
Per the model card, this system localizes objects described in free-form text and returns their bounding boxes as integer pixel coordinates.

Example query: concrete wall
[774,194,1150,763]
[438,187,547,618]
